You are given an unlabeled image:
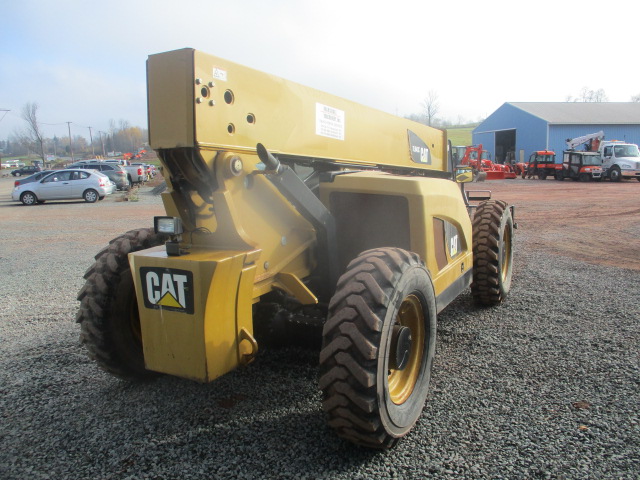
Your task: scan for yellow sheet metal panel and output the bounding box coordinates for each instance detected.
[318,172,472,297]
[147,48,447,172]
[129,246,254,382]
[147,48,195,149]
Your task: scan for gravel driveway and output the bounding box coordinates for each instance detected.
[0,175,638,479]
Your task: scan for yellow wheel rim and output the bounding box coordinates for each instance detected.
[388,294,425,405]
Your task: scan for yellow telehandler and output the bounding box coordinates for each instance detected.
[77,48,514,449]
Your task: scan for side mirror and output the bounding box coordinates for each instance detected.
[455,165,474,183]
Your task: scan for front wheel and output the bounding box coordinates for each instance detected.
[77,228,167,380]
[579,173,590,182]
[471,200,514,306]
[538,171,547,180]
[319,248,436,449]
[609,166,622,182]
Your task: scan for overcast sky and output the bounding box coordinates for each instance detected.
[1,0,639,141]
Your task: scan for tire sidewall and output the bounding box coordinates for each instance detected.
[377,265,436,437]
[108,267,147,372]
[497,208,514,295]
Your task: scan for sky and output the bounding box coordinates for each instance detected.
[1,0,639,142]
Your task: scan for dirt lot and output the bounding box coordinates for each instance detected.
[467,178,640,271]
[1,173,638,268]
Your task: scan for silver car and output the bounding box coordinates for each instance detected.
[11,169,114,205]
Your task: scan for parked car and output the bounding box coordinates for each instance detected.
[11,165,42,176]
[14,170,55,187]
[70,161,129,190]
[11,169,114,205]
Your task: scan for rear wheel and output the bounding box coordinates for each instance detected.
[84,189,98,203]
[471,200,514,306]
[20,191,37,206]
[538,170,547,180]
[77,228,166,380]
[319,248,436,449]
[555,171,564,181]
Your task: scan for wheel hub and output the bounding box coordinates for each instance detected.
[389,325,412,370]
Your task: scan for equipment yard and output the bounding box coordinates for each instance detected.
[1,176,638,479]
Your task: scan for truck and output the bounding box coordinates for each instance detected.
[598,141,640,182]
[76,48,515,449]
[105,160,147,186]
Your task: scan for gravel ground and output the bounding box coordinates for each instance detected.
[0,176,638,479]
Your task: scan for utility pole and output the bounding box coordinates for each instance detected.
[88,126,95,157]
[66,122,74,162]
[98,131,106,157]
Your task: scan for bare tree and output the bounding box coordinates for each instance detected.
[567,87,609,102]
[21,102,46,162]
[422,90,440,126]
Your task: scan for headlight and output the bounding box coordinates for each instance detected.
[154,216,183,235]
[620,163,631,169]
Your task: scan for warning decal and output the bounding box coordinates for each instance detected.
[316,103,345,140]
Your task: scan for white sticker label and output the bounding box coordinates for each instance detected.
[450,235,459,257]
[213,67,227,82]
[316,103,345,140]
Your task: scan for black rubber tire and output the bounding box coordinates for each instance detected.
[609,166,622,182]
[319,247,436,449]
[471,200,514,306]
[20,191,38,206]
[538,171,547,180]
[76,228,166,380]
[579,173,590,182]
[555,171,564,181]
[83,189,98,203]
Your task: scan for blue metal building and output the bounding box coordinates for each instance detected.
[472,102,640,164]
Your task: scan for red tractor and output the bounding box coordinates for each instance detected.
[461,145,517,180]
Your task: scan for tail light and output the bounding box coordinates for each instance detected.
[137,167,143,175]
[14,180,19,187]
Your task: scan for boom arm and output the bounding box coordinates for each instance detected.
[147,48,448,173]
[566,131,604,150]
